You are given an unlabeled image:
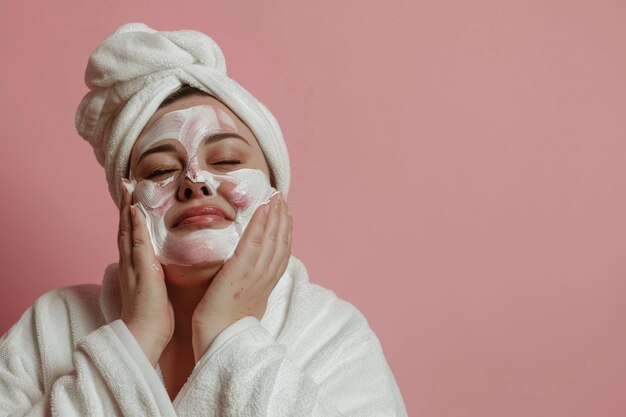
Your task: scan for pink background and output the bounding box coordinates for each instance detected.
[1,1,625,415]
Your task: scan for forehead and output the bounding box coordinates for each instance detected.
[131,95,252,159]
[136,105,238,154]
[142,95,235,132]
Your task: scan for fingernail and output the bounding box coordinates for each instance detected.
[122,179,135,194]
[263,203,270,216]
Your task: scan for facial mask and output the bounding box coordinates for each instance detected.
[126,104,277,266]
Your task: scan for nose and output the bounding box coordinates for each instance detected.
[178,176,213,201]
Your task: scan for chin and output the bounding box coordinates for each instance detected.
[190,258,226,268]
[168,223,232,234]
[162,261,225,287]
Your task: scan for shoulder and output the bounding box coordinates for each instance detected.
[2,283,107,349]
[31,283,104,319]
[289,256,370,319]
[283,256,379,347]
[30,263,121,329]
[280,258,397,392]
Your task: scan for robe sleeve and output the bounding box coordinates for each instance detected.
[173,302,408,417]
[0,294,177,417]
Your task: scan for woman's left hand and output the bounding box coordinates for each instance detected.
[191,193,292,362]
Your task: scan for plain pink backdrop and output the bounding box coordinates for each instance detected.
[1,1,625,416]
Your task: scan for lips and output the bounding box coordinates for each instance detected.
[173,205,232,228]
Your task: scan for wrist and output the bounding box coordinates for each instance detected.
[191,316,239,362]
[124,321,168,367]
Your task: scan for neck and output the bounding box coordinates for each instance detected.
[162,261,222,341]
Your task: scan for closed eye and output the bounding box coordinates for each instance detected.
[146,169,177,179]
[212,160,241,165]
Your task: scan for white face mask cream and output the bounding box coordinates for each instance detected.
[127,104,277,266]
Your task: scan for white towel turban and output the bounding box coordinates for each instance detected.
[75,22,290,207]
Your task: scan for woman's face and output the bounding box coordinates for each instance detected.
[128,94,275,266]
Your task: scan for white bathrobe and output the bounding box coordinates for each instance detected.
[0,256,407,416]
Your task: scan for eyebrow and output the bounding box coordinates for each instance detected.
[137,143,177,165]
[204,132,251,147]
[137,132,251,164]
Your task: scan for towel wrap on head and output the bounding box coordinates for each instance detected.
[75,22,290,207]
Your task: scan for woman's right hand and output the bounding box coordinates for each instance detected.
[118,179,174,367]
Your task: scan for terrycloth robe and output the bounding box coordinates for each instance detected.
[0,256,408,416]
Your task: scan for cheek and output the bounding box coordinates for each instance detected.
[219,180,252,210]
[229,189,252,210]
[226,169,275,213]
[133,178,178,215]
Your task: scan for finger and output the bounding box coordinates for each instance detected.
[118,180,134,276]
[230,197,271,263]
[255,193,283,272]
[267,198,292,283]
[130,205,161,277]
[275,254,291,289]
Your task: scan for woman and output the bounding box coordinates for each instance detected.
[0,23,407,416]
